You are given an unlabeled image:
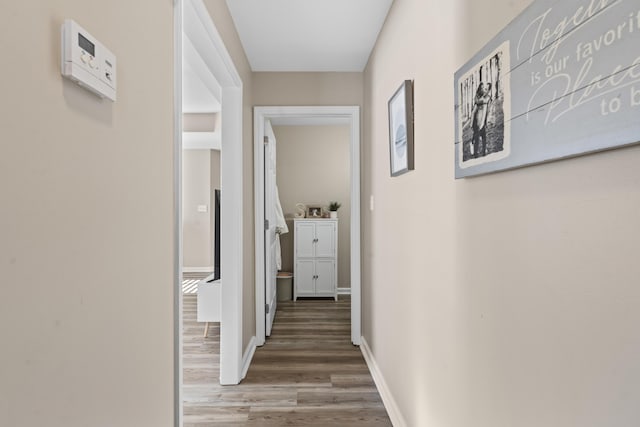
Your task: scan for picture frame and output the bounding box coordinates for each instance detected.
[306,206,322,218]
[453,0,640,178]
[456,42,510,173]
[388,80,414,177]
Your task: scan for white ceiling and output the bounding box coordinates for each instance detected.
[181,0,392,119]
[183,65,221,113]
[183,32,221,113]
[226,0,394,72]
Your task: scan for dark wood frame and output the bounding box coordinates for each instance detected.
[306,206,322,218]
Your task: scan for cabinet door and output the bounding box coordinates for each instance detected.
[295,222,315,258]
[295,259,315,296]
[314,259,336,294]
[315,222,336,258]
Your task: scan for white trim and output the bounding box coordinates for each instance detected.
[360,337,407,427]
[349,109,361,346]
[218,86,243,386]
[337,287,351,295]
[172,1,183,426]
[183,266,214,273]
[270,116,350,126]
[241,336,257,379]
[182,31,222,104]
[184,0,244,386]
[186,1,242,88]
[254,106,361,347]
[253,111,266,345]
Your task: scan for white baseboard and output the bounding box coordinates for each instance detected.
[360,337,407,427]
[183,267,214,273]
[241,336,257,380]
[337,287,351,295]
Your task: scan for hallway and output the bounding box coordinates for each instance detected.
[182,295,391,426]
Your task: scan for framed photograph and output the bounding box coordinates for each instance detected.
[456,42,510,172]
[306,206,322,218]
[388,80,414,177]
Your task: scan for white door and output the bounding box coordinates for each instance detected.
[295,222,316,258]
[315,222,336,258]
[315,259,336,295]
[264,120,278,336]
[295,259,315,298]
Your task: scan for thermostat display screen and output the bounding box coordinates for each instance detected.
[78,33,95,56]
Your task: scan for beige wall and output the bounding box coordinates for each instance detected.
[273,125,351,288]
[182,150,211,269]
[363,0,640,426]
[183,113,217,132]
[253,72,363,107]
[182,149,220,269]
[203,0,255,351]
[0,1,174,426]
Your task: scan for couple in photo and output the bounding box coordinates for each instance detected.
[471,81,492,159]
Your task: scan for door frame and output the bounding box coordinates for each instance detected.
[175,1,245,412]
[253,106,361,346]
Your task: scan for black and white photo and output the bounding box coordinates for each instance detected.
[457,42,511,169]
[388,80,414,177]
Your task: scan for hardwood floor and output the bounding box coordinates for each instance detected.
[182,295,392,426]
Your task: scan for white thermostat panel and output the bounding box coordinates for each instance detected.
[61,19,116,101]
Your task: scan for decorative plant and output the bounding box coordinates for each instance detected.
[329,201,341,212]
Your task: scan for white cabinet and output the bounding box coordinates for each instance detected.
[197,274,220,322]
[294,259,316,295]
[294,219,338,300]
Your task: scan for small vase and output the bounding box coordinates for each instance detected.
[329,211,337,219]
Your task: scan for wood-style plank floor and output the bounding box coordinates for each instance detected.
[182,295,392,426]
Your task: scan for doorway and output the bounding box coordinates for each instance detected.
[254,106,361,346]
[175,1,246,423]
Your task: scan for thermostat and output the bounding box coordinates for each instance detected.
[61,19,116,101]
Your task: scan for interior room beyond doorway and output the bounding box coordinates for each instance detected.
[254,106,361,347]
[272,124,352,295]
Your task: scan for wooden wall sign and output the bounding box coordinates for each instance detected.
[454,0,640,178]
